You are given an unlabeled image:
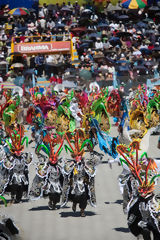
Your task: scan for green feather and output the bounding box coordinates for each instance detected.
[58,147,63,156]
[6,139,12,149]
[69,118,76,132]
[150,174,160,185]
[120,157,129,166]
[104,87,109,98]
[0,195,7,207]
[80,139,93,151]
[21,136,28,147]
[37,144,50,156]
[64,144,73,153]
[140,152,148,159]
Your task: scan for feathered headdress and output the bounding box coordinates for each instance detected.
[91,90,111,132]
[131,84,148,109]
[2,93,21,126]
[64,129,93,162]
[129,109,148,138]
[37,133,64,164]
[5,125,28,156]
[106,89,121,117]
[117,140,160,198]
[26,105,44,127]
[146,95,160,122]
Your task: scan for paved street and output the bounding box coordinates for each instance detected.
[1,126,159,240]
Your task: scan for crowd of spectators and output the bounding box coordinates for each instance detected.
[0,1,160,89]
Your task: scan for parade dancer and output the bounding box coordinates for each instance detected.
[117,141,160,239]
[61,129,100,217]
[29,133,64,210]
[0,124,32,203]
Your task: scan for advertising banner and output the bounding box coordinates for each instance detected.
[14,41,71,54]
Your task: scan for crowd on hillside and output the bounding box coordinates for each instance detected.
[0,2,160,89]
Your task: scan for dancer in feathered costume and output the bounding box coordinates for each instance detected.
[91,89,111,133]
[30,87,58,128]
[30,133,64,210]
[90,118,119,161]
[56,91,78,135]
[0,124,33,203]
[117,141,160,239]
[128,84,159,140]
[26,105,47,154]
[1,92,22,127]
[61,129,100,217]
[105,88,128,133]
[147,93,160,135]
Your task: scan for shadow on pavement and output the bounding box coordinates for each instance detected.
[104,199,123,205]
[29,206,49,211]
[59,211,97,218]
[114,199,123,204]
[29,204,70,211]
[114,227,130,233]
[100,160,108,164]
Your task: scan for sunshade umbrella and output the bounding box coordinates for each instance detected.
[88,33,100,39]
[144,61,157,67]
[81,39,93,43]
[71,27,87,33]
[143,18,153,22]
[82,9,92,13]
[11,63,24,68]
[145,30,155,34]
[16,27,28,33]
[23,69,35,76]
[118,15,129,20]
[109,37,121,46]
[61,7,72,12]
[97,23,109,28]
[122,0,147,9]
[9,8,30,16]
[56,23,65,28]
[106,4,122,11]
[0,61,8,65]
[79,69,92,81]
[148,6,160,11]
[136,21,147,28]
[70,23,78,27]
[62,81,77,88]
[140,48,152,55]
[63,75,76,81]
[79,43,89,49]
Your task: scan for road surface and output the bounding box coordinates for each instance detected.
[1,125,159,240]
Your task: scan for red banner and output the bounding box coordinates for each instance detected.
[14,41,71,54]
